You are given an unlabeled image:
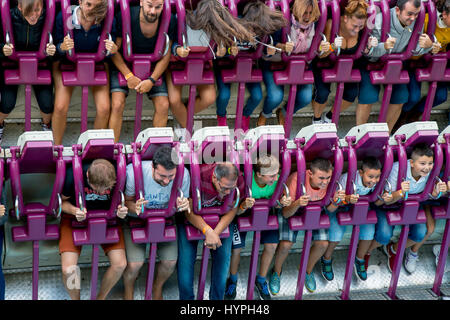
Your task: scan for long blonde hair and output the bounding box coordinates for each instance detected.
[292,0,321,23]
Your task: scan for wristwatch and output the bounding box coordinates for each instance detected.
[148,76,156,84]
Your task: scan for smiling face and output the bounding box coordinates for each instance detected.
[18,0,43,25]
[410,155,434,178]
[140,0,164,23]
[153,163,176,187]
[359,168,381,189]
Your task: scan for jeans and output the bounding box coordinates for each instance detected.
[313,67,359,104]
[0,226,4,300]
[261,65,313,118]
[358,67,409,105]
[214,68,263,117]
[177,223,232,300]
[373,207,427,245]
[403,79,449,113]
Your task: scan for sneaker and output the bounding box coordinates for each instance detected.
[320,257,334,281]
[312,116,323,124]
[40,121,52,131]
[354,258,368,281]
[268,269,281,295]
[433,244,441,267]
[322,112,332,123]
[364,253,371,271]
[0,122,4,144]
[305,272,316,293]
[255,279,271,300]
[384,243,396,273]
[224,277,237,300]
[404,249,419,274]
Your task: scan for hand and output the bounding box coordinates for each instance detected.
[135,79,153,94]
[230,45,239,56]
[418,33,433,49]
[127,75,141,90]
[298,194,310,207]
[279,195,292,207]
[2,43,14,56]
[333,190,346,204]
[216,45,226,57]
[241,197,255,210]
[334,35,344,48]
[431,41,442,54]
[284,41,294,54]
[0,205,5,217]
[447,181,450,192]
[384,36,396,51]
[382,192,393,203]
[135,197,149,216]
[204,226,222,250]
[60,35,74,52]
[104,39,118,55]
[176,196,190,212]
[367,36,378,50]
[176,46,190,58]
[433,181,447,197]
[349,193,360,204]
[46,43,56,56]
[319,40,330,54]
[116,204,128,219]
[267,46,276,56]
[401,180,410,194]
[75,207,87,222]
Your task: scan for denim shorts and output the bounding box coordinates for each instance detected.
[110,69,168,98]
[326,207,375,242]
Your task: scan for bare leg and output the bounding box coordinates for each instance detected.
[152,96,170,127]
[52,61,75,145]
[273,240,294,275]
[40,111,52,125]
[122,261,144,300]
[322,241,339,261]
[91,84,111,130]
[306,241,329,274]
[229,248,242,276]
[97,249,127,300]
[61,252,81,300]
[356,240,372,260]
[411,206,436,253]
[259,243,278,278]
[109,92,127,142]
[312,100,326,118]
[356,103,372,125]
[385,103,403,133]
[152,259,177,300]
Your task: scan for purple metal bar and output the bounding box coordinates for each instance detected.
[341,225,360,300]
[145,243,158,300]
[295,229,312,300]
[197,244,211,300]
[32,241,39,300]
[387,225,409,299]
[432,217,450,295]
[90,244,100,300]
[271,0,327,137]
[246,231,262,300]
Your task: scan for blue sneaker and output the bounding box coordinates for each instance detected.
[305,272,316,293]
[224,277,237,300]
[255,279,271,300]
[354,258,368,281]
[268,269,281,295]
[320,257,334,281]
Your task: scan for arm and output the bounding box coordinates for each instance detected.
[318,19,333,59]
[61,195,87,221]
[282,195,309,219]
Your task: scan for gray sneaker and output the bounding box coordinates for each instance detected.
[41,121,52,131]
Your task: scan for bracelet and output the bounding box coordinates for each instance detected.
[227,47,232,55]
[332,198,341,206]
[125,72,134,80]
[398,190,404,199]
[329,44,334,52]
[148,76,156,84]
[239,203,246,211]
[202,225,211,235]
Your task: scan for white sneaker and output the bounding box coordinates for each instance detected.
[321,112,332,123]
[40,121,52,131]
[404,249,419,274]
[433,244,441,267]
[312,116,323,125]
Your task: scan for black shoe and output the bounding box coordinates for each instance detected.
[224,277,237,300]
[255,279,271,300]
